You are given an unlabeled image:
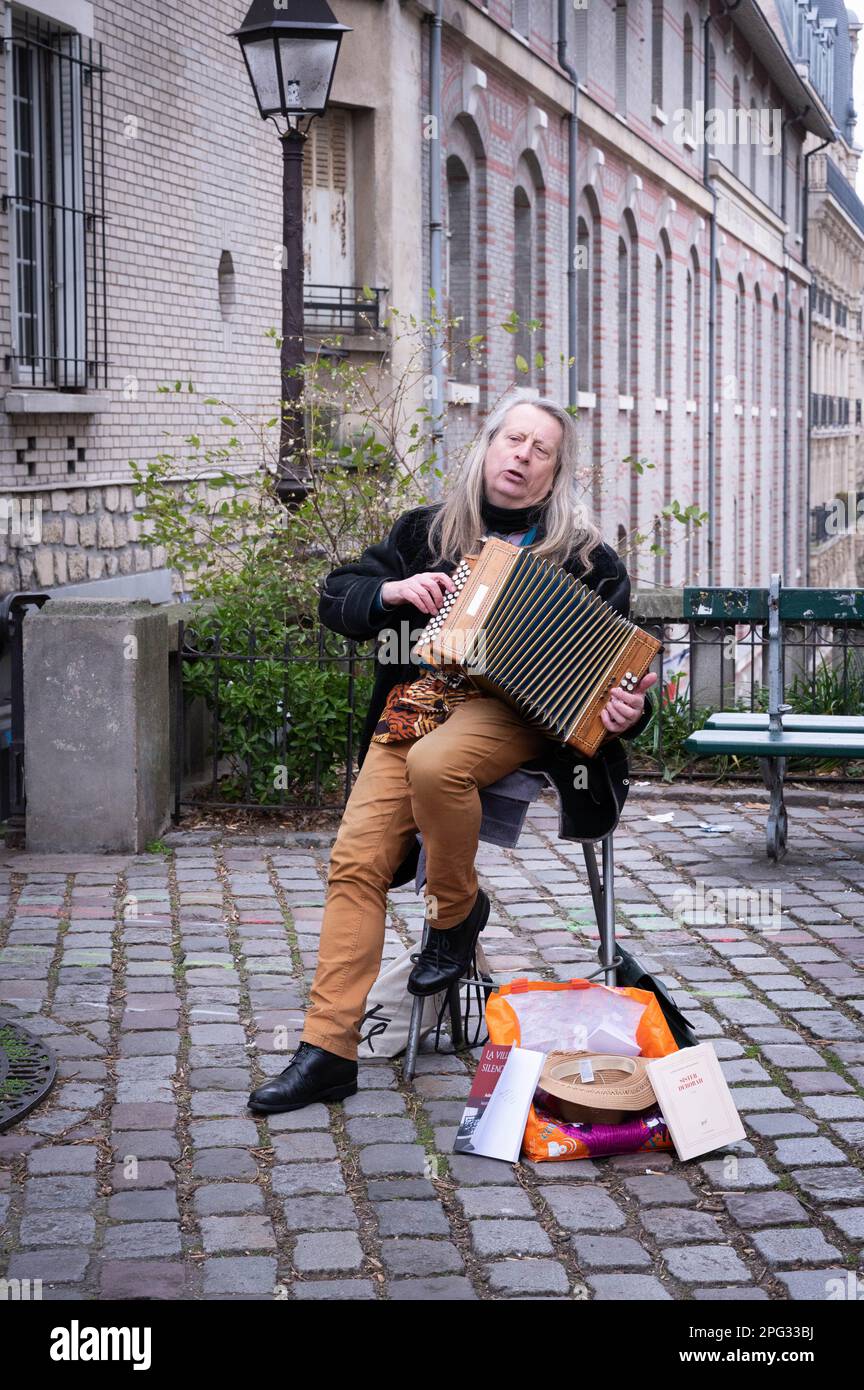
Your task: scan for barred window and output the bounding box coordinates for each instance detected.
[4,10,107,389]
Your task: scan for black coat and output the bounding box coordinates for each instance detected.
[318,504,656,886]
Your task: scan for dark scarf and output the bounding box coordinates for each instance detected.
[480,494,551,537]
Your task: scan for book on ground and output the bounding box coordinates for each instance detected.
[454,1043,546,1162]
[646,1042,746,1161]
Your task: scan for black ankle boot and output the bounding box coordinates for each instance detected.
[247,1042,357,1114]
[407,889,490,997]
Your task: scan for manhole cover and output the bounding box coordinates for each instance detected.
[0,1017,57,1132]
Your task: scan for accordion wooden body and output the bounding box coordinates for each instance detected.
[410,538,662,757]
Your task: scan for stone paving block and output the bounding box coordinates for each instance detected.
[723,1191,809,1227]
[540,1187,626,1231]
[522,1159,599,1182]
[345,1117,418,1147]
[699,1157,778,1189]
[99,1260,189,1300]
[202,1256,278,1295]
[806,1095,864,1120]
[102,1222,182,1258]
[792,1167,864,1201]
[189,1118,259,1149]
[18,1211,96,1245]
[745,1112,819,1137]
[727,1086,794,1112]
[272,1161,346,1197]
[456,1185,534,1219]
[774,1137,848,1166]
[193,1184,266,1217]
[24,1176,97,1210]
[388,1276,477,1300]
[662,1244,752,1284]
[749,1227,841,1264]
[341,1090,407,1117]
[622,1176,698,1206]
[375,1200,451,1237]
[264,1104,330,1131]
[192,1149,259,1180]
[788,1071,853,1094]
[588,1274,672,1300]
[380,1237,464,1275]
[27,1146,97,1175]
[6,1248,90,1284]
[470,1218,554,1257]
[112,1159,176,1189]
[294,1279,377,1300]
[760,1045,828,1068]
[365,1178,436,1201]
[571,1236,651,1269]
[282,1195,359,1231]
[692,1286,770,1300]
[270,1131,339,1162]
[825,1207,864,1239]
[638,1207,725,1243]
[107,1191,179,1222]
[776,1269,857,1301]
[357,1144,428,1178]
[200,1215,277,1252]
[487,1260,570,1295]
[293,1231,364,1272]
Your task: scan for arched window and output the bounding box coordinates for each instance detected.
[655,248,666,397]
[735,273,746,400]
[618,235,630,394]
[652,0,664,110]
[683,15,694,136]
[513,185,533,378]
[577,216,591,393]
[752,283,762,400]
[686,247,700,401]
[615,1,628,114]
[732,79,741,179]
[446,156,472,382]
[749,99,758,191]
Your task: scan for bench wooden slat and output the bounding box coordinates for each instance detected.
[705,713,864,733]
[684,730,864,757]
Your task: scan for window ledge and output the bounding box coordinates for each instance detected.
[751,405,760,418]
[3,390,111,415]
[618,393,634,411]
[576,391,597,409]
[734,403,744,416]
[654,396,668,412]
[685,398,697,414]
[770,407,778,418]
[682,131,697,151]
[652,105,668,126]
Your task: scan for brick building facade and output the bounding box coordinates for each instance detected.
[0,0,858,601]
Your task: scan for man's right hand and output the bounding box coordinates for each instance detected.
[380,571,456,615]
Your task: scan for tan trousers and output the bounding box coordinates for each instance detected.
[301,696,547,1061]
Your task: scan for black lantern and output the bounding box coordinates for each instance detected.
[233,0,349,119]
[233,0,351,504]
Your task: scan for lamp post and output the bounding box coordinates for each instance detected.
[233,0,350,504]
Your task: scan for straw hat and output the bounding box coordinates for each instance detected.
[539,1052,657,1126]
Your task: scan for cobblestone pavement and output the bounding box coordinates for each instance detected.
[1,787,863,1302]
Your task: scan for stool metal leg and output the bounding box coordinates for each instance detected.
[403,994,425,1082]
[583,835,617,987]
[447,981,464,1050]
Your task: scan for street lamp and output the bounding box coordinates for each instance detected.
[233,0,350,503]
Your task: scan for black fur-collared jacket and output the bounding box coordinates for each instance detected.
[318,504,656,885]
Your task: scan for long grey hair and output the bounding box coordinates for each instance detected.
[426,390,603,573]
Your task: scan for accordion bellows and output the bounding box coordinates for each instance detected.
[411,538,662,757]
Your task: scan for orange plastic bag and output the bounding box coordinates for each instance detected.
[486,978,679,1161]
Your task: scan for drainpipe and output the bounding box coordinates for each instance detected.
[803,136,832,584]
[557,0,579,409]
[703,1,741,585]
[780,108,809,584]
[428,0,445,470]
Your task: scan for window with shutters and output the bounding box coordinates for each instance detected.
[652,0,664,110]
[615,1,628,114]
[5,9,107,388]
[302,107,353,290]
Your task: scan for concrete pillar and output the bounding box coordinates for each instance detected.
[23,598,171,852]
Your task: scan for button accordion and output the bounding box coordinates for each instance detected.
[410,537,662,757]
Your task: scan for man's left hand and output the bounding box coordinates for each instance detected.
[600,671,658,736]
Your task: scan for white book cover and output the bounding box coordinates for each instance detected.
[647,1042,746,1161]
[464,1046,546,1163]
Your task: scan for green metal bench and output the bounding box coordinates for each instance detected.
[682,576,864,860]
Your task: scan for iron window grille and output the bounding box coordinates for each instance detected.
[2,10,107,389]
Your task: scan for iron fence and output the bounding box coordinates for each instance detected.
[172,608,864,815]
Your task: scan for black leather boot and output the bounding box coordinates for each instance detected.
[247,1042,358,1114]
[407,888,490,997]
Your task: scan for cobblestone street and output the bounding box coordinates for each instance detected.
[1,785,863,1302]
